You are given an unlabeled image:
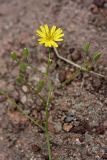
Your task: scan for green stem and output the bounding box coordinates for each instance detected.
[45,48,52,160]
[0,90,44,131]
[45,85,52,160]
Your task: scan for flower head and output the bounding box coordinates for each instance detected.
[36,24,64,48]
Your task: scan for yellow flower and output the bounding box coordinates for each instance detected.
[36,24,64,48]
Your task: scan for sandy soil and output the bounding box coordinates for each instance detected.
[0,0,107,160]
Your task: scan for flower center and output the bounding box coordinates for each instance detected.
[45,33,54,41]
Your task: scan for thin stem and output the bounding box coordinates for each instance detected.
[53,47,105,78]
[44,49,52,160]
[45,84,52,160]
[26,82,46,104]
[8,97,44,130]
[0,90,44,131]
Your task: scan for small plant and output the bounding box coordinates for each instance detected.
[0,24,105,160]
[10,24,64,160]
[36,24,64,160]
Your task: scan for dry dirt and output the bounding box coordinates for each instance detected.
[0,0,107,160]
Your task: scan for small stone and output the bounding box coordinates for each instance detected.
[54,122,62,133]
[63,123,73,132]
[22,85,28,93]
[21,95,27,104]
[64,113,76,123]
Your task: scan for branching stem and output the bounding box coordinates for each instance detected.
[53,47,105,78]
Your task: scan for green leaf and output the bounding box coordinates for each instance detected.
[83,42,91,54]
[36,80,45,93]
[11,52,17,61]
[19,63,27,72]
[23,48,29,58]
[93,52,101,61]
[16,75,23,85]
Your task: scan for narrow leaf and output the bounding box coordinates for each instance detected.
[23,48,29,57]
[11,52,17,61]
[36,80,45,93]
[93,52,101,61]
[19,63,27,72]
[16,75,23,85]
[83,42,91,54]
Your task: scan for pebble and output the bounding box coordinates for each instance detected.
[63,123,73,132]
[64,113,76,123]
[21,95,27,104]
[22,85,28,93]
[54,121,62,133]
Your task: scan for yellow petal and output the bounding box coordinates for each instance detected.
[54,38,63,42]
[36,30,44,37]
[47,42,52,47]
[44,24,49,35]
[51,41,58,47]
[45,42,49,47]
[39,41,44,44]
[54,28,62,36]
[38,38,45,44]
[40,26,46,34]
[50,26,56,35]
[54,33,64,39]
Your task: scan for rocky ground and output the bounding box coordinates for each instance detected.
[0,0,107,160]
